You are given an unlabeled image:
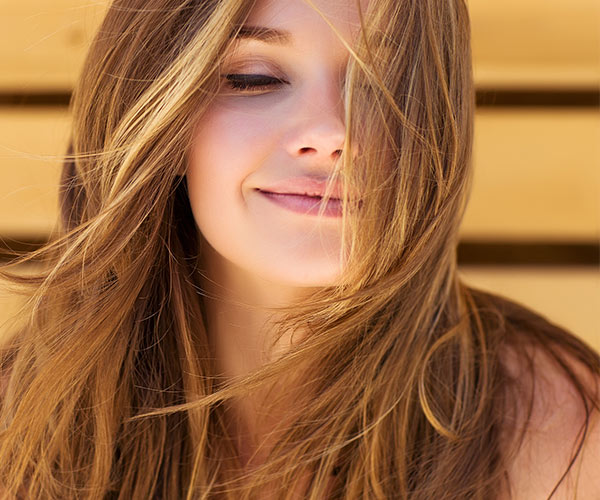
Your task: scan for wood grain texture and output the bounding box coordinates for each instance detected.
[460,265,600,352]
[0,108,69,237]
[0,0,598,91]
[461,108,600,241]
[0,1,108,91]
[2,264,598,353]
[1,108,597,240]
[469,0,600,90]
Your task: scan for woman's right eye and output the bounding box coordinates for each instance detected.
[223,74,287,93]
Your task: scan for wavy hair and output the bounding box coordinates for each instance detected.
[1,0,599,498]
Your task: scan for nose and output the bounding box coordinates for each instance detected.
[285,77,360,168]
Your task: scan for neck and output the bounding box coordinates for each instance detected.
[197,238,316,467]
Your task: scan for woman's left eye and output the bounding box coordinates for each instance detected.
[223,74,287,93]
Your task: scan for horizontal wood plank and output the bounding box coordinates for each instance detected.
[0,0,598,91]
[0,108,69,237]
[2,264,598,354]
[461,108,599,241]
[459,265,600,352]
[0,1,108,92]
[0,108,598,241]
[469,0,600,89]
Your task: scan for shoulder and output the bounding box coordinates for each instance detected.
[497,332,600,499]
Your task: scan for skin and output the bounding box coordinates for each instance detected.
[186,0,367,470]
[185,0,600,496]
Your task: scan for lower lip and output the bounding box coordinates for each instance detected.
[258,190,343,217]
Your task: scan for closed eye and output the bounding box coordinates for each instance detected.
[223,74,288,93]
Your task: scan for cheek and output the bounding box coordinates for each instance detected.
[185,104,277,252]
[187,107,264,208]
[183,102,345,286]
[189,111,248,187]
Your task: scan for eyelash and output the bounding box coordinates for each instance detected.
[222,73,368,94]
[224,74,287,93]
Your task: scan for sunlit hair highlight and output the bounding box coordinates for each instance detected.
[1,0,599,498]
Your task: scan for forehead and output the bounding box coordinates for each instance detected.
[244,0,370,46]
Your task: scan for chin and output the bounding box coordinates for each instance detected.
[260,261,343,289]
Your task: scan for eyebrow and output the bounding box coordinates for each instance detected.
[232,25,293,45]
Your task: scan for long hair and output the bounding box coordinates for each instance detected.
[1,0,598,498]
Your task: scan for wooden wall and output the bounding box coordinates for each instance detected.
[1,1,598,350]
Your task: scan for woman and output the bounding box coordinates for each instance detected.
[1,0,598,498]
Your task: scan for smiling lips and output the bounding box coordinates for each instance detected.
[257,177,345,217]
[258,177,344,199]
[259,191,343,217]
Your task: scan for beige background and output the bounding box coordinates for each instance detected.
[0,0,599,351]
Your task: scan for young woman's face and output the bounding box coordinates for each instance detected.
[187,0,367,288]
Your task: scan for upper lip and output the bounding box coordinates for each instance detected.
[257,177,344,199]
